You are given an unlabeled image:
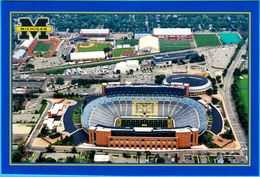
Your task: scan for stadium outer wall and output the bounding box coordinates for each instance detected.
[88,126,199,149]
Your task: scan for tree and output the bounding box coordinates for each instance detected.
[53,92,64,98]
[12,150,23,162]
[216,75,221,80]
[157,157,165,163]
[206,89,213,96]
[136,151,141,163]
[71,146,77,153]
[56,77,64,85]
[212,97,220,105]
[46,145,55,153]
[103,47,111,53]
[155,74,166,85]
[144,151,151,159]
[45,157,57,162]
[66,156,76,163]
[12,144,25,162]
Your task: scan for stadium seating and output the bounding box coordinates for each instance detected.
[81,95,208,133]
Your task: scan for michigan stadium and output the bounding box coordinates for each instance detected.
[81,83,209,150]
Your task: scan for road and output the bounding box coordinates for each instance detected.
[17,46,216,75]
[219,40,248,160]
[25,99,53,150]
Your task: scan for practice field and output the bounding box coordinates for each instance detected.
[218,32,242,44]
[112,48,134,57]
[159,40,192,52]
[32,42,54,54]
[194,34,222,47]
[238,74,249,115]
[77,42,110,52]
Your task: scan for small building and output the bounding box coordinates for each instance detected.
[134,32,151,40]
[48,103,64,117]
[114,60,140,74]
[70,51,106,61]
[152,51,199,66]
[94,154,110,163]
[111,32,133,40]
[12,88,29,95]
[80,29,110,38]
[153,28,192,40]
[138,35,160,55]
[13,49,27,61]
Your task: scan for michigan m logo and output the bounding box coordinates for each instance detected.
[15,17,53,40]
[132,100,158,116]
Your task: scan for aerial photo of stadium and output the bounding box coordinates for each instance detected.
[11,13,249,164]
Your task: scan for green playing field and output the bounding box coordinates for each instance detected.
[33,42,54,54]
[238,74,249,115]
[112,48,134,57]
[159,40,192,52]
[77,42,110,52]
[194,34,222,47]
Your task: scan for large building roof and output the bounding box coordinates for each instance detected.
[70,51,105,60]
[114,60,140,74]
[139,35,159,51]
[80,29,110,34]
[153,28,192,36]
[20,38,34,48]
[164,74,212,91]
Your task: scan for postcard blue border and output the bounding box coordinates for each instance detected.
[1,1,259,176]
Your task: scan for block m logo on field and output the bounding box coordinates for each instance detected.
[15,17,53,40]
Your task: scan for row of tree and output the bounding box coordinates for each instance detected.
[231,68,248,135]
[222,40,246,77]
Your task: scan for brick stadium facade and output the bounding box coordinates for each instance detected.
[89,126,198,149]
[153,34,193,41]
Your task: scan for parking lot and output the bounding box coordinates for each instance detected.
[198,46,236,69]
[29,57,66,70]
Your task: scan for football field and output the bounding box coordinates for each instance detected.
[194,34,222,47]
[160,40,192,52]
[112,48,134,57]
[32,42,54,54]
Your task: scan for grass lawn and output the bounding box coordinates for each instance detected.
[159,40,192,52]
[72,107,81,122]
[38,102,47,116]
[116,39,138,46]
[112,48,134,57]
[77,42,110,52]
[33,42,54,54]
[194,34,222,47]
[238,74,249,115]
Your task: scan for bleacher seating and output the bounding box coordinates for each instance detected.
[81,95,208,133]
